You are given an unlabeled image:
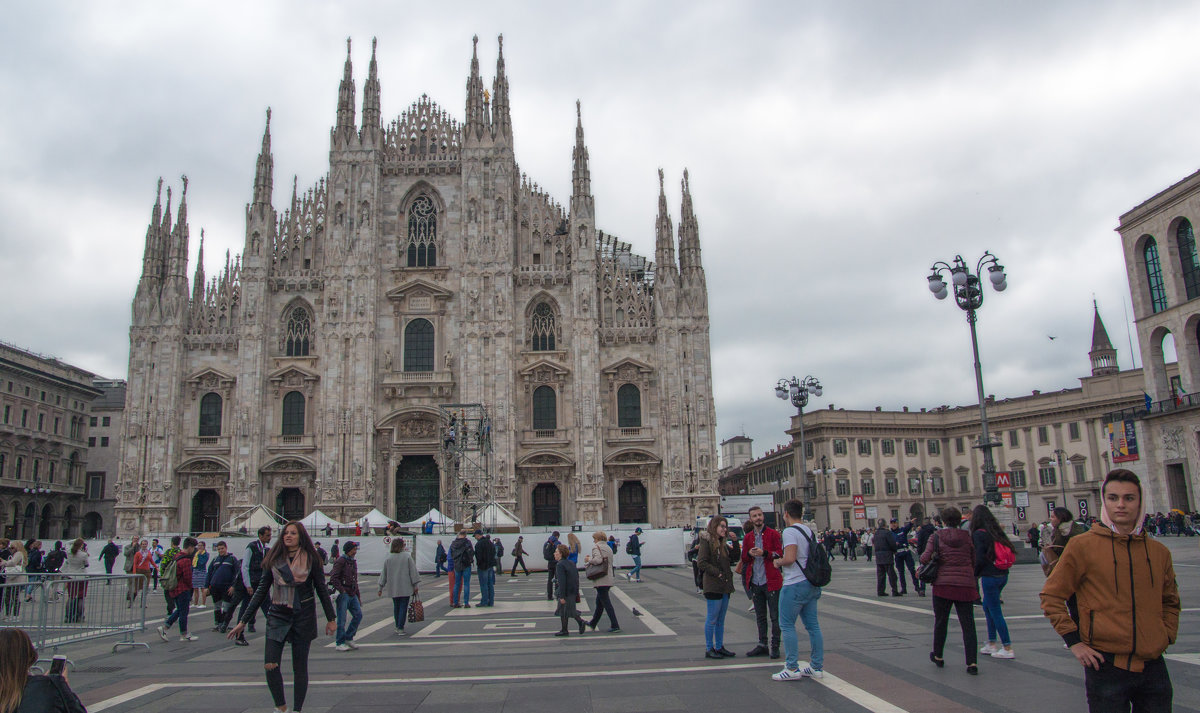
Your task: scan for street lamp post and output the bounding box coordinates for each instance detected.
[1054,448,1069,509]
[927,253,1008,506]
[919,469,929,523]
[776,375,822,523]
[816,454,834,528]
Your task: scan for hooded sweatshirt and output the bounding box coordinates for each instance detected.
[1039,480,1179,672]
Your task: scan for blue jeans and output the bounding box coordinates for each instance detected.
[477,567,495,606]
[435,560,448,576]
[453,567,471,605]
[631,555,642,580]
[704,594,730,650]
[335,593,362,645]
[164,590,192,634]
[779,580,824,671]
[980,574,1010,645]
[391,596,410,630]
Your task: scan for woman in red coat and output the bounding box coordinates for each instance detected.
[920,507,979,674]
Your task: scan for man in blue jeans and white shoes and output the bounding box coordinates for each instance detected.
[329,540,363,652]
[772,499,824,681]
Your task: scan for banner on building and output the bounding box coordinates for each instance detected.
[1107,419,1139,463]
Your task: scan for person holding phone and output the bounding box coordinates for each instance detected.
[0,629,86,712]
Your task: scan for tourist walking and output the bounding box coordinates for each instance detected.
[585,531,619,633]
[23,541,44,601]
[473,531,496,607]
[63,539,89,623]
[129,540,154,608]
[772,500,825,681]
[0,628,87,713]
[566,533,581,564]
[872,520,899,596]
[239,526,273,641]
[191,541,210,608]
[377,538,420,635]
[737,505,782,659]
[1,541,27,620]
[329,541,363,651]
[206,541,240,633]
[99,539,120,579]
[696,516,739,659]
[449,530,474,607]
[122,536,141,601]
[552,544,586,636]
[228,521,337,713]
[921,508,979,674]
[543,532,561,598]
[157,537,199,642]
[972,505,1016,659]
[509,536,529,577]
[434,540,448,577]
[493,538,505,578]
[624,528,644,582]
[160,537,182,613]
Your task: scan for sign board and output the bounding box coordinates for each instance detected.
[720,495,774,513]
[1014,491,1030,507]
[1108,419,1140,463]
[995,471,1012,488]
[853,507,866,519]
[852,495,865,507]
[1078,499,1089,519]
[865,506,878,520]
[1047,500,1056,518]
[1000,492,1013,507]
[1015,506,1027,520]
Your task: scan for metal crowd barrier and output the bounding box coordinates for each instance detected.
[0,573,151,654]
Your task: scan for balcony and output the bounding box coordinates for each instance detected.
[605,426,655,444]
[520,429,570,446]
[184,435,232,453]
[380,371,454,400]
[268,434,316,452]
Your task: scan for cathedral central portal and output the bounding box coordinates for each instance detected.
[396,455,439,523]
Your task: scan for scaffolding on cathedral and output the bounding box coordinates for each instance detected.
[438,403,499,529]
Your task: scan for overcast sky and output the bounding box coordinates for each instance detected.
[1,2,1195,464]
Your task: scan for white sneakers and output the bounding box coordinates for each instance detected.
[157,625,168,642]
[979,642,999,655]
[772,662,824,681]
[991,648,1015,659]
[336,643,352,652]
[980,642,1015,658]
[336,640,360,651]
[180,634,198,642]
[345,640,359,650]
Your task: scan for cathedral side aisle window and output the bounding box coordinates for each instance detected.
[406,195,438,267]
[284,305,312,356]
[531,303,555,351]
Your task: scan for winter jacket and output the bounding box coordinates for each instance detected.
[920,528,976,591]
[241,555,336,644]
[64,550,88,574]
[696,531,738,596]
[1041,524,1179,672]
[377,552,420,598]
[206,553,240,593]
[434,543,447,563]
[449,537,474,570]
[16,675,86,713]
[122,542,139,573]
[100,542,120,563]
[737,526,783,591]
[328,554,360,597]
[586,544,615,587]
[554,558,580,599]
[915,523,937,555]
[872,527,897,565]
[474,537,496,569]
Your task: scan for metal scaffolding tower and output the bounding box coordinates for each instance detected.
[437,403,496,529]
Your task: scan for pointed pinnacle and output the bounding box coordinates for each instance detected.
[658,168,664,191]
[181,174,189,196]
[371,36,377,56]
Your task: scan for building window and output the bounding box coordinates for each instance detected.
[955,437,964,454]
[403,318,435,372]
[530,303,556,351]
[284,305,313,357]
[959,475,970,493]
[405,195,438,267]
[100,437,109,447]
[931,476,944,493]
[282,391,305,436]
[1068,422,1080,441]
[908,476,922,495]
[885,477,898,495]
[617,384,641,428]
[861,478,875,495]
[53,417,59,434]
[857,439,871,456]
[881,439,894,456]
[0,454,4,476]
[1178,219,1200,300]
[88,437,96,447]
[37,414,44,431]
[904,439,918,456]
[928,440,940,455]
[87,473,105,500]
[1037,426,1049,445]
[804,442,813,459]
[2,405,8,424]
[14,457,22,479]
[833,439,847,456]
[1144,237,1168,313]
[199,393,223,437]
[1039,466,1057,487]
[89,416,98,427]
[21,410,28,428]
[1009,430,1019,447]
[1074,463,1087,483]
[102,416,111,427]
[1010,469,1027,488]
[835,479,850,496]
[532,386,557,431]
[890,508,900,521]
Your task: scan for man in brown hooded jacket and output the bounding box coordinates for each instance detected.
[1040,469,1179,712]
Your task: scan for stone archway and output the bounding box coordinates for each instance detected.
[604,450,662,525]
[532,483,562,526]
[38,503,54,539]
[260,458,316,522]
[82,512,103,539]
[618,481,648,523]
[516,452,575,526]
[191,489,222,533]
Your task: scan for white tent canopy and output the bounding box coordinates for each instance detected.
[399,508,446,529]
[299,510,345,531]
[356,508,393,528]
[476,502,520,528]
[222,504,283,534]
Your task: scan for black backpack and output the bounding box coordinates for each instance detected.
[44,550,66,572]
[789,525,832,587]
[543,539,557,562]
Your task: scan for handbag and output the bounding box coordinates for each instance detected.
[585,559,607,581]
[915,533,941,584]
[408,593,424,623]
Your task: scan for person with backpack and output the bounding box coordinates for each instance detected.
[42,541,67,601]
[157,537,199,642]
[160,536,182,614]
[238,526,273,642]
[624,528,644,582]
[449,530,474,608]
[542,532,561,599]
[696,516,739,658]
[921,507,980,675]
[434,540,448,577]
[971,504,1016,660]
[493,538,505,579]
[771,499,826,681]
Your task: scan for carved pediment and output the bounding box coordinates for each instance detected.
[267,366,320,397]
[386,279,454,303]
[601,358,653,378]
[604,449,661,465]
[261,457,316,473]
[518,451,574,467]
[518,359,570,382]
[177,458,230,474]
[186,367,237,400]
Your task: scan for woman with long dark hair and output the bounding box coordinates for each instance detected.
[697,515,740,659]
[0,628,86,713]
[228,521,335,713]
[921,508,979,674]
[970,505,1015,660]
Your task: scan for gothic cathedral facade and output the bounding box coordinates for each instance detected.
[114,37,719,535]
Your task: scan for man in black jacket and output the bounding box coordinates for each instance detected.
[872,520,900,597]
[205,541,240,633]
[449,531,474,608]
[474,531,496,607]
[99,540,121,581]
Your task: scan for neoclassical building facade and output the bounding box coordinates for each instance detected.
[114,37,719,535]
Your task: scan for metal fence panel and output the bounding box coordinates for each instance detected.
[0,573,150,654]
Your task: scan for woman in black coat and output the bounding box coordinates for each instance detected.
[553,544,586,636]
[229,522,336,713]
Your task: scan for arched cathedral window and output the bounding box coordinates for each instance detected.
[1177,219,1200,300]
[532,386,557,431]
[617,384,642,428]
[406,195,438,267]
[284,305,312,356]
[282,391,305,436]
[199,393,222,437]
[531,303,556,351]
[403,319,435,372]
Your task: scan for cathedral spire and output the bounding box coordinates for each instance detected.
[141,178,165,282]
[167,175,191,281]
[572,100,593,198]
[192,228,206,307]
[361,37,381,137]
[464,35,488,143]
[335,38,357,138]
[1089,299,1119,376]
[253,108,273,207]
[491,34,512,143]
[654,168,677,280]
[677,169,705,284]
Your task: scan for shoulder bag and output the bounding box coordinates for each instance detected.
[408,592,424,623]
[916,532,941,584]
[584,548,607,581]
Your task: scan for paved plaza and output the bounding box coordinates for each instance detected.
[39,537,1200,713]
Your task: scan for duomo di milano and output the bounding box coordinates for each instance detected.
[114,36,719,536]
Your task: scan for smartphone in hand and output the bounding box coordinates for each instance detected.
[49,655,67,676]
